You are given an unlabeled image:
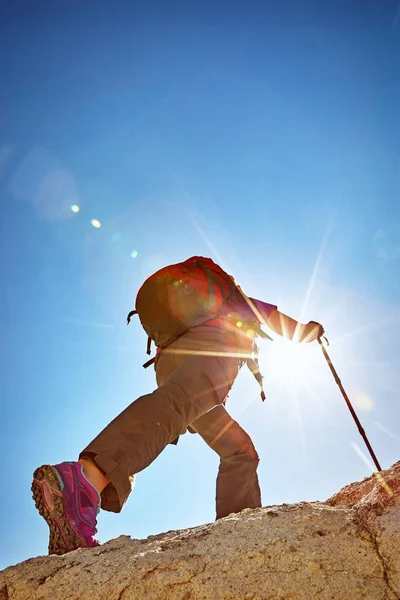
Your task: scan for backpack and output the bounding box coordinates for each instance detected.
[127,256,271,400]
[127,256,237,348]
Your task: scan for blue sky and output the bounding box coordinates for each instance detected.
[1,0,400,569]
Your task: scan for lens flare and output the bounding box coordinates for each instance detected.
[91,219,101,228]
[130,250,138,258]
[70,204,80,213]
[353,392,374,412]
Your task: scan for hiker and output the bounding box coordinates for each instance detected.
[32,256,324,555]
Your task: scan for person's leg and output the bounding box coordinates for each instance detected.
[79,350,240,513]
[80,324,250,495]
[78,457,110,492]
[32,352,239,555]
[32,326,245,555]
[191,405,262,519]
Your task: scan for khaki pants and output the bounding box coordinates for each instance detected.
[80,325,262,518]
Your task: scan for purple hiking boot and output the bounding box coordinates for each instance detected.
[32,461,101,555]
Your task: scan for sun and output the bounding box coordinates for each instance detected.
[261,336,322,384]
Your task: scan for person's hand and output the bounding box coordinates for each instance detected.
[302,321,325,343]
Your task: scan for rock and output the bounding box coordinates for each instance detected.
[1,462,399,600]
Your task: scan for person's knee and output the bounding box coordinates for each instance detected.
[227,441,260,465]
[242,445,260,465]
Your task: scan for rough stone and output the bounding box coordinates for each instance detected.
[1,462,399,600]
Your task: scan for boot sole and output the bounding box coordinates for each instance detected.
[32,465,84,555]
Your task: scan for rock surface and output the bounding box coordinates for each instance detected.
[1,462,399,600]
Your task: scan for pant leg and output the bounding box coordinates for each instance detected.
[80,350,240,513]
[191,406,262,519]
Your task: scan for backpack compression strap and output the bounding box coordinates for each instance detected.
[127,309,154,367]
[127,310,137,325]
[246,343,266,401]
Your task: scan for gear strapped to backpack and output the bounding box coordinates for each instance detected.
[127,256,272,400]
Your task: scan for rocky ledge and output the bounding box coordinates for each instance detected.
[1,461,399,600]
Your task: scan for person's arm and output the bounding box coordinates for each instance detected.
[266,308,324,343]
[235,290,324,342]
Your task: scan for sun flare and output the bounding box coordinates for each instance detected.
[262,337,322,384]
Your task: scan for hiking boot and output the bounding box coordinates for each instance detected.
[32,461,101,555]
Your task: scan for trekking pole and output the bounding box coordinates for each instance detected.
[316,336,382,472]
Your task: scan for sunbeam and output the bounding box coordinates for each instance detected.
[291,379,308,464]
[351,443,393,496]
[374,421,400,442]
[330,316,395,346]
[351,441,376,472]
[297,377,335,421]
[61,318,115,330]
[183,205,232,273]
[299,212,336,324]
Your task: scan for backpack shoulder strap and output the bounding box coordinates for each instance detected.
[247,343,266,401]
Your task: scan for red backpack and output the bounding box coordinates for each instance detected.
[127,256,237,347]
[127,256,270,399]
